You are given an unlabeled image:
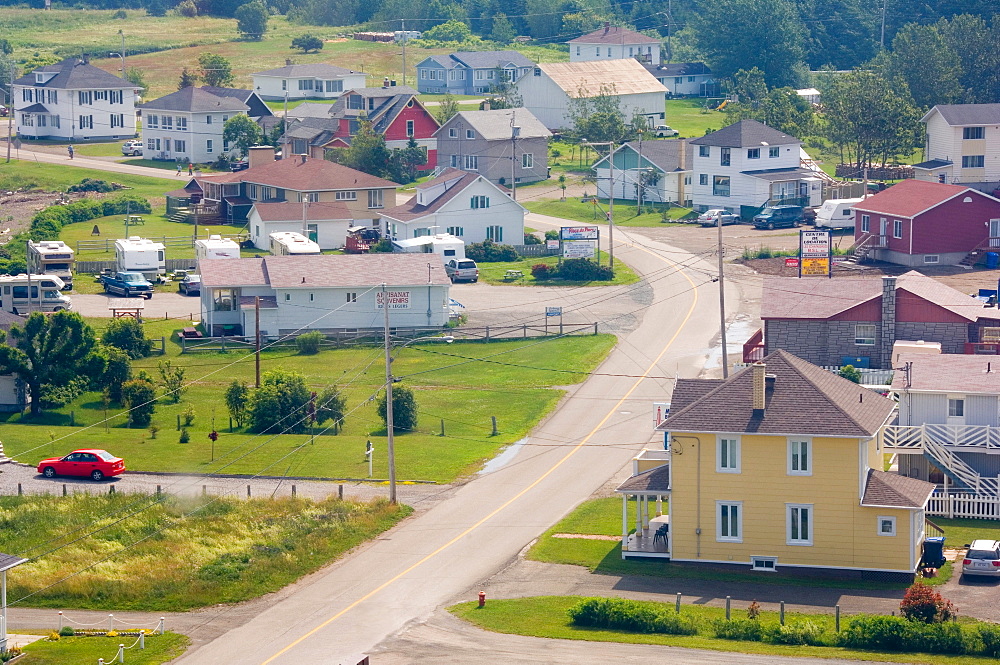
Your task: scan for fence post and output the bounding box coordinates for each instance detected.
[17,483,21,496]
[491,416,498,436]
[118,644,124,663]
[440,418,445,437]
[58,611,63,632]
[779,601,785,625]
[109,486,115,495]
[109,614,114,632]
[140,632,145,649]
[726,596,731,620]
[675,593,681,613]
[523,324,527,338]
[485,326,490,342]
[292,485,296,497]
[156,485,161,495]
[247,484,251,497]
[338,484,343,500]
[594,322,599,335]
[63,484,67,496]
[835,605,840,632]
[158,618,165,635]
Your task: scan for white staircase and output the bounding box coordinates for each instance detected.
[923,435,1000,495]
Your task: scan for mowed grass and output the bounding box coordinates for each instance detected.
[664,98,727,138]
[525,498,973,590]
[20,633,189,664]
[524,198,694,227]
[476,251,639,286]
[0,161,173,199]
[61,214,246,261]
[0,492,410,610]
[1,324,616,483]
[450,596,1000,665]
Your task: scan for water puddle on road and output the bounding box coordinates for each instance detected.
[479,437,528,475]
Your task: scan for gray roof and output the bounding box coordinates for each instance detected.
[438,108,550,141]
[420,51,534,70]
[0,553,28,572]
[286,102,334,120]
[690,119,800,148]
[862,470,935,509]
[741,167,815,181]
[658,350,896,438]
[13,58,133,90]
[0,310,26,332]
[340,85,419,97]
[645,62,712,77]
[594,139,695,173]
[615,465,671,493]
[253,63,359,78]
[911,159,953,170]
[926,103,1000,126]
[141,86,248,113]
[381,169,481,222]
[891,353,1000,394]
[201,254,451,289]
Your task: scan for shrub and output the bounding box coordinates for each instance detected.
[102,318,153,359]
[713,618,767,642]
[568,598,698,635]
[177,0,198,16]
[767,620,826,646]
[523,232,542,245]
[113,8,128,18]
[122,376,157,428]
[68,178,114,193]
[97,345,132,403]
[58,626,74,637]
[370,239,393,253]
[900,582,956,623]
[530,263,550,279]
[295,330,323,355]
[182,405,195,427]
[39,377,87,409]
[149,425,159,439]
[544,230,559,241]
[557,258,613,281]
[838,364,862,384]
[248,369,312,434]
[179,428,190,443]
[102,194,152,216]
[911,621,967,655]
[979,624,1000,657]
[377,384,417,433]
[466,239,519,262]
[158,360,186,403]
[839,615,917,652]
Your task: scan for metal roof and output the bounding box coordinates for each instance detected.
[438,108,551,141]
[13,58,133,89]
[141,86,249,113]
[534,59,666,97]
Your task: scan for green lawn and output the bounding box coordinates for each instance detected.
[0,161,173,199]
[61,214,246,261]
[2,328,616,482]
[17,140,128,158]
[525,498,980,590]
[2,492,410,610]
[524,198,694,227]
[450,596,1000,665]
[477,251,639,287]
[20,633,189,665]
[664,98,728,138]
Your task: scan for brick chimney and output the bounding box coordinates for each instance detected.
[752,362,766,413]
[879,275,896,369]
[604,21,610,34]
[247,145,276,169]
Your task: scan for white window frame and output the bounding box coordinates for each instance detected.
[466,129,475,139]
[788,438,811,476]
[406,119,414,137]
[861,214,870,233]
[346,292,357,303]
[521,153,533,169]
[924,255,940,264]
[769,147,779,158]
[335,191,358,201]
[450,154,459,168]
[893,219,903,239]
[447,226,464,236]
[962,155,985,168]
[963,126,984,140]
[855,323,876,346]
[699,146,710,157]
[486,225,502,241]
[747,148,760,159]
[948,397,964,418]
[464,155,478,171]
[751,556,777,571]
[716,435,740,473]
[877,516,896,537]
[471,195,489,209]
[716,501,742,543]
[206,139,214,153]
[368,189,384,209]
[448,127,457,138]
[786,503,813,546]
[699,173,708,186]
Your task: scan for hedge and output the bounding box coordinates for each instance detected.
[30,194,152,240]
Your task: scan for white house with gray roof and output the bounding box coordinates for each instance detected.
[251,63,367,100]
[592,139,693,205]
[913,104,1000,185]
[689,119,823,214]
[567,24,661,65]
[415,51,535,95]
[13,57,139,141]
[141,86,271,163]
[380,168,526,243]
[434,108,551,186]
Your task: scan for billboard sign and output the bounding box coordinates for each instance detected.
[801,230,831,258]
[561,226,599,240]
[784,257,800,267]
[563,240,597,259]
[801,257,830,276]
[376,290,411,309]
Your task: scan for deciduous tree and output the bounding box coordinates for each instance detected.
[225,379,250,427]
[223,114,264,157]
[198,53,235,87]
[247,369,312,433]
[291,34,324,53]
[424,19,472,42]
[235,1,268,41]
[0,312,101,415]
[178,67,198,89]
[101,317,152,359]
[378,384,417,433]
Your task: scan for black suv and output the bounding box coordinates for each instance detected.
[752,205,804,229]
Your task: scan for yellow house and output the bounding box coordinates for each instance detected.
[617,350,937,581]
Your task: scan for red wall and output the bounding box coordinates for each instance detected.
[829,299,881,321]
[384,104,439,141]
[896,289,970,323]
[910,193,1000,254]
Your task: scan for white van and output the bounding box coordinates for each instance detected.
[815,197,865,229]
[0,274,72,314]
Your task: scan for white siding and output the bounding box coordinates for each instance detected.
[14,83,137,141]
[251,73,367,101]
[569,42,660,66]
[690,142,802,211]
[515,72,665,131]
[247,212,352,251]
[898,392,948,426]
[966,394,999,427]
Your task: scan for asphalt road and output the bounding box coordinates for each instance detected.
[170,219,733,664]
[4,144,178,180]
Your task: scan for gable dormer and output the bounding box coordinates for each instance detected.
[415,174,465,206]
[35,71,57,85]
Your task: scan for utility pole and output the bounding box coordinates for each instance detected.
[119,30,126,73]
[6,62,13,164]
[382,283,397,504]
[400,20,407,87]
[665,0,673,63]
[254,296,261,388]
[25,239,32,315]
[717,216,729,378]
[608,142,615,271]
[510,111,518,201]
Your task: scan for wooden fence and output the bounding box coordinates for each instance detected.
[179,323,598,353]
[926,492,1000,520]
[76,258,199,273]
[75,233,246,254]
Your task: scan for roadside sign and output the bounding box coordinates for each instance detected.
[785,257,800,267]
[546,306,562,317]
[561,226,599,240]
[801,257,830,276]
[563,240,596,259]
[801,230,831,258]
[546,239,560,250]
[376,290,411,309]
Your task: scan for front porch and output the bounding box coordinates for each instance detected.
[615,461,671,559]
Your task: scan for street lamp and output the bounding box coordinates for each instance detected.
[382,285,453,503]
[109,52,126,74]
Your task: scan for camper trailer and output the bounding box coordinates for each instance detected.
[0,274,71,314]
[115,237,166,280]
[195,235,241,262]
[815,197,865,230]
[391,234,466,261]
[27,240,75,289]
[269,232,321,256]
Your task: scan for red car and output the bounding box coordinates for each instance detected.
[37,449,126,481]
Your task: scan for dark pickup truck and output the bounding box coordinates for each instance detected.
[99,271,154,299]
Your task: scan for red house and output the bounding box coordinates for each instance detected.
[852,179,1000,267]
[280,85,439,170]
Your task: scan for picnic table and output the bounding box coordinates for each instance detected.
[107,298,144,321]
[180,327,203,339]
[503,270,524,281]
[123,214,145,225]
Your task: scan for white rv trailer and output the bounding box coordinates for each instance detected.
[0,274,71,314]
[195,235,241,261]
[27,240,75,289]
[115,236,166,279]
[269,232,321,256]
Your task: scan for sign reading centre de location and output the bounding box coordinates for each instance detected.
[560,226,599,240]
[799,229,832,278]
[376,290,412,309]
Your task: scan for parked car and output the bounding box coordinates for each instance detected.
[121,140,143,156]
[752,205,805,230]
[961,540,1000,577]
[653,124,679,137]
[178,274,201,296]
[0,104,8,118]
[445,258,479,283]
[230,160,249,172]
[37,449,125,481]
[698,209,739,226]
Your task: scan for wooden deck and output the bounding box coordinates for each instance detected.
[623,516,670,559]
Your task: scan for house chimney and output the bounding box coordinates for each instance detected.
[285,59,292,66]
[752,362,766,413]
[383,76,390,88]
[247,145,276,169]
[879,275,897,370]
[604,21,610,34]
[482,100,491,111]
[300,154,307,164]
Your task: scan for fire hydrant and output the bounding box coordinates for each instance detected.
[478,591,486,608]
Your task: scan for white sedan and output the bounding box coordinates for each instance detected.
[697,209,740,226]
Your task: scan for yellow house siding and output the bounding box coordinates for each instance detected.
[669,432,916,572]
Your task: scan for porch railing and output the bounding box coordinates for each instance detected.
[883,423,1000,452]
[964,342,1000,355]
[742,328,765,363]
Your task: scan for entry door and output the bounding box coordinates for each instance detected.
[879,218,888,242]
[990,219,1000,247]
[307,224,318,243]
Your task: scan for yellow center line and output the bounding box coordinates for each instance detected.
[260,240,700,664]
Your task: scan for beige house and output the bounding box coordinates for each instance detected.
[914,104,1000,184]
